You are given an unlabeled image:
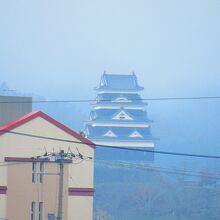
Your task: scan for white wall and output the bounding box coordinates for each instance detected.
[68,196,93,220]
[0,116,94,220]
[0,195,6,218]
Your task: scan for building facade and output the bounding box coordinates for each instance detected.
[0,111,95,220]
[85,73,156,160]
[0,95,32,126]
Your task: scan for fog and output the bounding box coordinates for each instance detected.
[1,0,220,219]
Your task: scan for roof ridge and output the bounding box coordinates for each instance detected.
[0,111,95,149]
[103,73,135,76]
[0,111,41,130]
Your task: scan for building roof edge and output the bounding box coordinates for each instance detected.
[0,111,96,149]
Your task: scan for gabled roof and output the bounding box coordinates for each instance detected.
[96,93,146,104]
[95,73,144,91]
[89,109,151,122]
[103,130,117,137]
[97,93,141,101]
[0,111,95,149]
[112,109,133,120]
[129,130,143,138]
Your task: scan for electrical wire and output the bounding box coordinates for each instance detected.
[1,129,220,159]
[0,158,218,182]
[95,159,220,180]
[96,159,200,174]
[0,151,218,181]
[1,96,220,104]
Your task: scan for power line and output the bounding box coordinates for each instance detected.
[0,154,218,182]
[1,129,220,159]
[0,156,218,182]
[96,159,220,180]
[96,145,220,159]
[1,96,220,104]
[1,158,217,180]
[96,159,199,174]
[0,149,218,184]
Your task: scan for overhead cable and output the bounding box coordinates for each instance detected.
[96,159,220,180]
[1,129,220,159]
[1,96,220,104]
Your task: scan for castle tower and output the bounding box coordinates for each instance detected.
[85,73,156,160]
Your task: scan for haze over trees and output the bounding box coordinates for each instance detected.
[2,80,220,220]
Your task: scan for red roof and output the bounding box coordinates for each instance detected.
[0,111,95,149]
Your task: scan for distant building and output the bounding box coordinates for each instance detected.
[0,111,95,220]
[0,95,32,126]
[85,73,157,160]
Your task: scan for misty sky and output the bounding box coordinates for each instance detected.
[0,0,219,99]
[1,0,220,167]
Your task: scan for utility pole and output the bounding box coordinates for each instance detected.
[57,150,65,220]
[38,148,92,220]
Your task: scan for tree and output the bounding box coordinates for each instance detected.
[94,209,112,220]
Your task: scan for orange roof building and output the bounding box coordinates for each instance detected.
[0,111,95,220]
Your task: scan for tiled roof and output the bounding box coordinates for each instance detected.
[93,93,147,106]
[96,93,144,102]
[92,102,147,107]
[86,125,155,140]
[96,73,144,91]
[89,109,150,122]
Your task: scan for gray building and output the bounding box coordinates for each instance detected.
[0,96,32,126]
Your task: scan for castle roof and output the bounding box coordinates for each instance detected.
[93,93,147,107]
[86,125,155,141]
[89,109,152,122]
[95,73,144,91]
[96,93,145,102]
